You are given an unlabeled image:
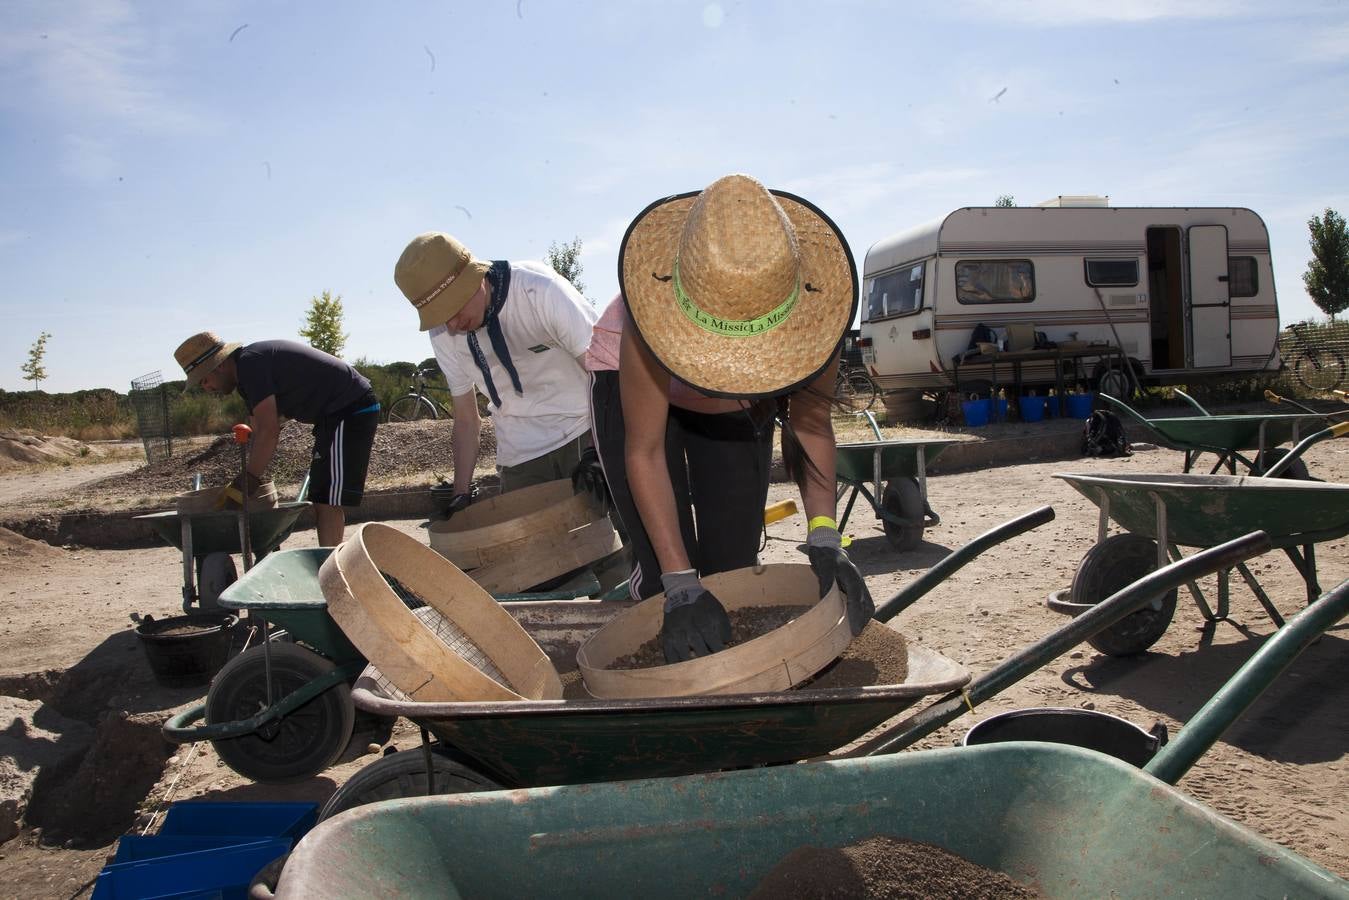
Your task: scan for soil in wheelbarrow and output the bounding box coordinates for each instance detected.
[557,617,909,699]
[748,834,1039,899]
[607,605,815,670]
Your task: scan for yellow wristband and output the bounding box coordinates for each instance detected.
[808,516,851,548]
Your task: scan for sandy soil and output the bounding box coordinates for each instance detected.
[0,432,1345,895]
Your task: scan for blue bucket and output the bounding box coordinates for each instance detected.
[961,398,991,427]
[1020,396,1045,422]
[1066,393,1095,419]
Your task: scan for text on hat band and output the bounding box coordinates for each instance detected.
[672,259,800,338]
[184,342,225,373]
[413,264,465,310]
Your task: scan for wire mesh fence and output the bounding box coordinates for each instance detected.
[129,371,174,464]
[1277,321,1348,393]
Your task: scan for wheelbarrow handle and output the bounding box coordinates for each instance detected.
[872,505,1056,624]
[1261,421,1349,478]
[1144,576,1349,785]
[861,529,1274,757]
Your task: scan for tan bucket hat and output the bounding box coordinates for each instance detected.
[619,174,857,398]
[175,331,242,388]
[394,232,492,331]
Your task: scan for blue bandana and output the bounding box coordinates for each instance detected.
[468,261,523,408]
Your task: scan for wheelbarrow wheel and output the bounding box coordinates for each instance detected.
[317,745,502,822]
[206,643,355,784]
[1071,534,1178,657]
[881,478,923,551]
[1252,447,1313,481]
[196,552,237,609]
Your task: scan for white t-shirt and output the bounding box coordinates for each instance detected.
[429,261,597,467]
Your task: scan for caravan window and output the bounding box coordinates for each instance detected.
[864,262,924,321]
[1084,258,1139,287]
[955,260,1035,304]
[1228,257,1258,297]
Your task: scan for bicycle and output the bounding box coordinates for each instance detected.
[1285,322,1346,392]
[834,365,881,412]
[385,367,455,422]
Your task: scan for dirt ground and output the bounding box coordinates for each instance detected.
[0,423,1345,895]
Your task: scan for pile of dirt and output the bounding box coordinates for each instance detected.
[0,527,65,559]
[83,420,496,502]
[747,835,1040,899]
[0,431,96,470]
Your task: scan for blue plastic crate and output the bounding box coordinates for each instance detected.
[92,838,290,900]
[156,802,316,841]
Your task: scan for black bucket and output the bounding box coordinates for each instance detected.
[136,612,238,688]
[963,707,1168,768]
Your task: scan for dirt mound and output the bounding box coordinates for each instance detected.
[0,431,96,470]
[0,527,64,559]
[84,419,495,502]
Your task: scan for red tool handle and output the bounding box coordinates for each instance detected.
[232,423,252,445]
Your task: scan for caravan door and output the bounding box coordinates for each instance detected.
[1188,225,1232,368]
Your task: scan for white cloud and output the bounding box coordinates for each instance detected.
[0,1,212,135]
[1296,23,1349,63]
[58,134,119,183]
[951,0,1263,26]
[781,162,987,219]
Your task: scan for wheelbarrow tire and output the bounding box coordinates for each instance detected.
[317,745,501,822]
[881,478,923,551]
[1071,534,1178,657]
[197,552,237,609]
[1253,447,1313,481]
[206,643,355,784]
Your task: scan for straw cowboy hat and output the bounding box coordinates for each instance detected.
[175,331,241,388]
[619,173,858,398]
[394,232,492,331]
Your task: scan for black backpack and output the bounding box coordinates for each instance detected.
[1083,410,1132,457]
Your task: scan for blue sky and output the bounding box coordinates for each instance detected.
[2,0,1346,392]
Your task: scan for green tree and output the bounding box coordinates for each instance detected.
[995,195,1016,207]
[546,237,586,296]
[299,290,348,357]
[1303,208,1349,318]
[20,331,51,390]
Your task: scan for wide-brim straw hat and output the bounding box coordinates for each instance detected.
[619,174,857,398]
[394,232,492,331]
[175,331,242,388]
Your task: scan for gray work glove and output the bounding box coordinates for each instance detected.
[806,525,875,636]
[659,570,732,663]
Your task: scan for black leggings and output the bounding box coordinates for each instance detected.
[590,371,774,601]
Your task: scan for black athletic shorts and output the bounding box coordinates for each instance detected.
[309,391,379,507]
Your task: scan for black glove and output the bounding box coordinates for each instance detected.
[570,446,610,510]
[806,525,875,636]
[659,570,732,663]
[446,491,473,517]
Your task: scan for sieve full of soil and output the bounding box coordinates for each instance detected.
[560,609,910,699]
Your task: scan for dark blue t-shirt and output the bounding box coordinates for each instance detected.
[234,340,371,424]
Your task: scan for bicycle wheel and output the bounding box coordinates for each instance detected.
[1293,349,1346,392]
[846,370,880,411]
[386,395,438,422]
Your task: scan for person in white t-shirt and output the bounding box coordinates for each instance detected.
[394,232,599,512]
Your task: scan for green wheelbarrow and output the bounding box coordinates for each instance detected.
[1100,391,1324,476]
[136,499,311,612]
[161,546,629,785]
[270,543,1349,899]
[299,518,1275,828]
[834,438,955,550]
[1049,420,1349,656]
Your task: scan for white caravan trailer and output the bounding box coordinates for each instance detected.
[858,197,1281,396]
